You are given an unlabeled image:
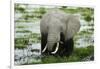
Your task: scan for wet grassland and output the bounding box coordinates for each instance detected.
[14,4,94,65]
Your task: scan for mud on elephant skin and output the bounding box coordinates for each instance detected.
[40,9,80,57]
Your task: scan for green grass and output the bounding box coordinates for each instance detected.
[15,38,29,49]
[77,30,93,36]
[29,33,41,43]
[15,33,41,49]
[20,46,94,64]
[15,44,27,49]
[16,26,27,28]
[41,46,94,64]
[16,30,32,33]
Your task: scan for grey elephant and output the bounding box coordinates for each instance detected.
[40,9,80,56]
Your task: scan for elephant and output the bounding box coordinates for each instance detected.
[40,9,80,56]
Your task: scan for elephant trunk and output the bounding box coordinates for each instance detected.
[47,41,56,52]
[42,33,57,53]
[47,33,60,54]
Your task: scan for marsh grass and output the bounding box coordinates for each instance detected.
[16,30,32,33]
[20,46,94,64]
[41,46,94,64]
[15,38,29,49]
[15,33,41,49]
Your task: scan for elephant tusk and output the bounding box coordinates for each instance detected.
[51,42,59,54]
[42,44,47,53]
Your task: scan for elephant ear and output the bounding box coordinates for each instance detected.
[65,15,80,40]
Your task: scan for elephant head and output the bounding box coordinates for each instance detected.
[42,24,63,54]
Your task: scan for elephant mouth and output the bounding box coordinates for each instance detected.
[42,41,63,54]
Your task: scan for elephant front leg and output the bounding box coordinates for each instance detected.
[55,32,65,56]
[64,38,74,57]
[41,33,48,55]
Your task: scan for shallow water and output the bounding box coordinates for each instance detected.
[14,43,41,65]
